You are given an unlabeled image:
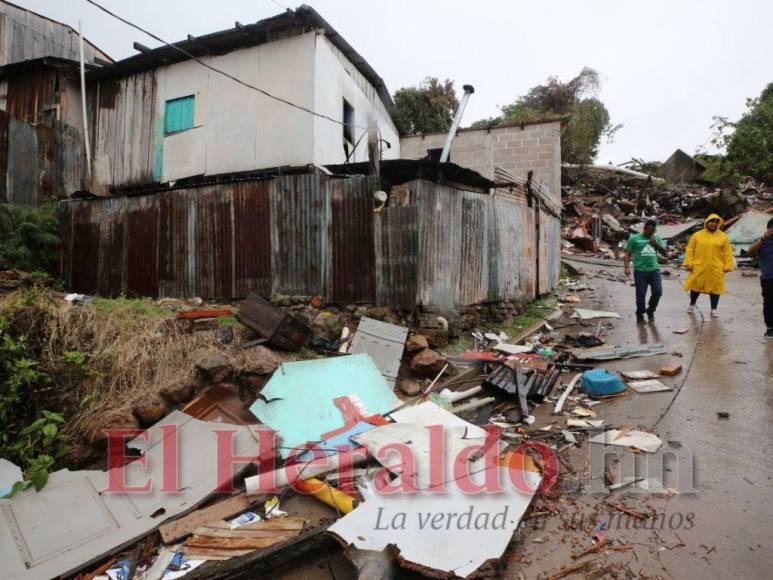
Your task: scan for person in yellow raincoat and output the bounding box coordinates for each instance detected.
[683,213,734,318]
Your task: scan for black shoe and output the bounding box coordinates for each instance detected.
[636,315,646,324]
[646,310,655,320]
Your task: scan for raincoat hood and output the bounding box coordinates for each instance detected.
[703,213,724,229]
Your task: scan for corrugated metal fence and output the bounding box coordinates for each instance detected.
[0,109,86,205]
[60,172,560,309]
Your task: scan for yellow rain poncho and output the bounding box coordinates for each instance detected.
[683,213,735,295]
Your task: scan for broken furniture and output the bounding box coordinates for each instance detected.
[237,292,311,350]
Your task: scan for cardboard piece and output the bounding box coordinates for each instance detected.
[628,379,673,393]
[589,429,663,453]
[329,463,541,578]
[249,354,399,458]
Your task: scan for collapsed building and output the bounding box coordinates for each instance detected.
[0,2,562,313]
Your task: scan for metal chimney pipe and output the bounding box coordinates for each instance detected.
[440,84,474,163]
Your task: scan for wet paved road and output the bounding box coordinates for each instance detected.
[508,262,773,579]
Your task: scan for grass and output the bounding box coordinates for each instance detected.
[92,297,174,322]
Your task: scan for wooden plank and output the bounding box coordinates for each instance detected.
[182,525,335,580]
[158,494,256,544]
[184,517,305,551]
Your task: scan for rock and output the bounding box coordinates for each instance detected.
[159,377,197,404]
[405,334,429,353]
[312,311,345,341]
[195,352,232,384]
[399,379,424,397]
[216,326,234,344]
[660,364,682,376]
[242,345,283,375]
[410,349,446,377]
[310,295,324,308]
[132,394,169,426]
[88,409,140,446]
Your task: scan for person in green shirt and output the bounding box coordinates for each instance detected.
[624,219,670,323]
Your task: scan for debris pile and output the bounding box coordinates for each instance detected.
[561,163,773,259]
[0,275,689,580]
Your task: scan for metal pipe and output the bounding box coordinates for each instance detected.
[439,84,474,163]
[78,21,92,179]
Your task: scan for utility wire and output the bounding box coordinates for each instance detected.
[83,0,364,130]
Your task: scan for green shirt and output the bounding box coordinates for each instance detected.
[626,233,664,271]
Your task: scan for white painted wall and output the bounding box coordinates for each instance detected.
[312,34,400,165]
[153,31,399,183]
[156,32,317,182]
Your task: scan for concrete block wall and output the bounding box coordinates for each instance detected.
[399,120,562,205]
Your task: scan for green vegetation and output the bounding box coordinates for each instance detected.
[0,202,60,273]
[393,77,460,135]
[0,290,82,495]
[92,296,174,322]
[711,82,773,183]
[469,68,620,164]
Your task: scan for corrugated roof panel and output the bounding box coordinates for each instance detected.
[374,204,418,310]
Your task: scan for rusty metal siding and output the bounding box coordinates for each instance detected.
[540,211,561,294]
[158,192,193,297]
[233,180,272,297]
[415,180,462,310]
[126,200,159,297]
[61,173,559,306]
[487,195,535,302]
[0,110,86,205]
[70,203,100,294]
[0,4,110,66]
[270,173,330,296]
[374,203,418,310]
[331,176,377,304]
[195,188,234,299]
[5,70,59,124]
[97,199,124,296]
[457,192,489,305]
[91,73,157,194]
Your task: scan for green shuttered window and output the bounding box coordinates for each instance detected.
[164,95,195,135]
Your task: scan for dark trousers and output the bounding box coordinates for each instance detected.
[690,291,719,309]
[634,270,663,316]
[763,278,773,330]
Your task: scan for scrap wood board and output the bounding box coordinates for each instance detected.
[159,494,258,544]
[183,517,305,559]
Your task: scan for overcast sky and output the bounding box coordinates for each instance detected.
[18,0,772,163]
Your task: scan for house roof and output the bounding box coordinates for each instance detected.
[0,56,98,79]
[87,4,402,133]
[401,115,569,140]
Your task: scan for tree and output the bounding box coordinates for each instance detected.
[393,77,459,135]
[469,68,620,164]
[713,82,773,182]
